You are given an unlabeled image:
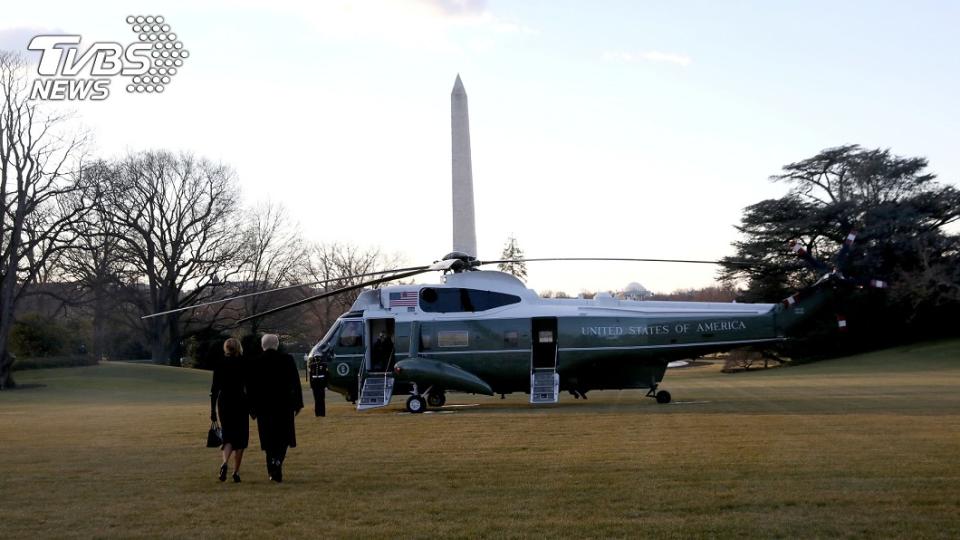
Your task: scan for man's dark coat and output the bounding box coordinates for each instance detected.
[249,348,304,451]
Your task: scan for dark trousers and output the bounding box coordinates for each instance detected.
[310,379,326,417]
[266,445,288,465]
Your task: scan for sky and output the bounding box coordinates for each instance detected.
[2,0,958,296]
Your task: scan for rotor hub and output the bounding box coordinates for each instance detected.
[440,251,479,273]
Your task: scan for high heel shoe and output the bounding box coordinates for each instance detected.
[232,472,241,483]
[218,462,228,482]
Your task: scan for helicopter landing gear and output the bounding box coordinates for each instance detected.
[646,386,671,404]
[427,391,446,408]
[405,395,426,413]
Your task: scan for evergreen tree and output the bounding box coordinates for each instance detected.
[498,236,528,282]
[721,145,960,355]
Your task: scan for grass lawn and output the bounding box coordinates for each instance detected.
[1,339,959,538]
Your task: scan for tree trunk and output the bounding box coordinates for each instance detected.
[92,292,107,361]
[0,276,17,390]
[167,314,181,366]
[0,350,15,389]
[150,313,182,366]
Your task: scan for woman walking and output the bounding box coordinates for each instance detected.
[210,338,250,482]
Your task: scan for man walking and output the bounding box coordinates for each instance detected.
[249,334,303,483]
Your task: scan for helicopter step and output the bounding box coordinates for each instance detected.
[357,372,395,411]
[530,368,559,404]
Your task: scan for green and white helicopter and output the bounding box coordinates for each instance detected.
[225,234,886,414]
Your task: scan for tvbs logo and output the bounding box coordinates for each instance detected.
[28,15,188,101]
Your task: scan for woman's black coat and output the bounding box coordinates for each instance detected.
[210,355,250,449]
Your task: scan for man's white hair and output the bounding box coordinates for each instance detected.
[261,334,280,351]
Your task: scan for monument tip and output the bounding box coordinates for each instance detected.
[452,74,466,95]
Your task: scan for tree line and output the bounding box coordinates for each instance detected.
[0,53,397,388]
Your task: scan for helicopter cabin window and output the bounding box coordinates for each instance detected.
[338,320,363,348]
[420,332,432,350]
[504,331,519,347]
[538,330,554,344]
[437,330,469,348]
[419,287,521,313]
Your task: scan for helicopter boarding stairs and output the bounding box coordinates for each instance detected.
[530,317,560,404]
[358,372,394,410]
[530,368,559,404]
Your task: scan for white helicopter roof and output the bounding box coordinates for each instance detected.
[442,270,537,298]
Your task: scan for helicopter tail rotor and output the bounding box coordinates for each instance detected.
[779,229,890,332]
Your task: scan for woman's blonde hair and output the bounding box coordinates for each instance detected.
[223,338,243,358]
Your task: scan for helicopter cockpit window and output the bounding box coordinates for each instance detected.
[338,320,363,348]
[419,287,521,313]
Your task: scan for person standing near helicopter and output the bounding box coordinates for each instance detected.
[308,356,327,417]
[248,334,303,483]
[371,331,394,372]
[210,338,249,483]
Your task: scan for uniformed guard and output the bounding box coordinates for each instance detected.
[309,357,328,417]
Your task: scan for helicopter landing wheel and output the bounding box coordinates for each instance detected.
[406,395,427,414]
[655,390,672,404]
[427,392,446,408]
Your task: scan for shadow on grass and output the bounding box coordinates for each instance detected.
[0,383,47,391]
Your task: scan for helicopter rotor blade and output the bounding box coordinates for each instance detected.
[850,277,889,289]
[833,230,858,272]
[788,240,831,275]
[140,265,431,320]
[835,313,849,332]
[235,267,432,325]
[149,253,787,323]
[477,257,758,267]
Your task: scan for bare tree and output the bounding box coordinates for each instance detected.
[58,161,128,359]
[0,52,89,388]
[300,243,403,335]
[103,151,242,365]
[648,285,739,302]
[234,201,307,334]
[722,348,785,372]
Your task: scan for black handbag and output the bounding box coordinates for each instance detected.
[206,421,223,448]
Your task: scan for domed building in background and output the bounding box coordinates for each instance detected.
[619,282,651,301]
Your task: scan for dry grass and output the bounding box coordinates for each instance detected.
[1,340,959,538]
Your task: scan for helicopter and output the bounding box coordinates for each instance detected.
[215,233,886,414]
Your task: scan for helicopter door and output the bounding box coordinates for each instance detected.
[530,317,559,404]
[357,318,396,411]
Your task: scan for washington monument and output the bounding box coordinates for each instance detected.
[451,74,477,258]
